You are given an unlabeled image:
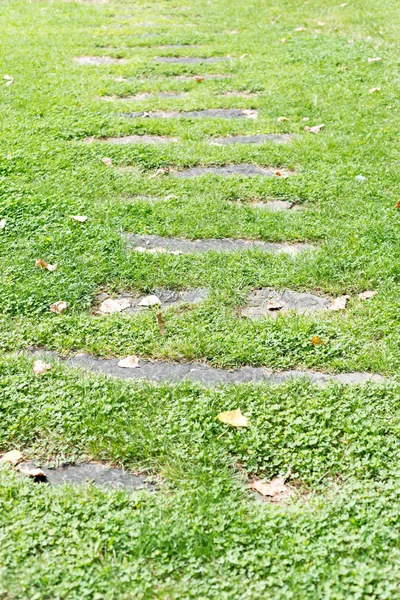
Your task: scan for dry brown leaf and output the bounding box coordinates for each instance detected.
[295,27,307,32]
[305,124,325,133]
[368,57,382,63]
[117,355,139,369]
[311,335,325,346]
[3,74,14,86]
[358,290,377,301]
[35,258,57,272]
[369,87,381,93]
[277,116,290,122]
[395,200,400,209]
[217,408,249,427]
[50,300,67,314]
[194,76,204,82]
[99,298,130,314]
[69,215,88,223]
[249,477,293,499]
[33,360,52,376]
[17,464,46,478]
[267,301,283,311]
[102,157,113,166]
[0,219,6,229]
[156,312,165,335]
[317,21,326,26]
[139,295,161,307]
[0,450,22,464]
[329,295,350,311]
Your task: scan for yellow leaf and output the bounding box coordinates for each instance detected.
[277,116,290,122]
[311,335,325,346]
[35,258,57,272]
[217,408,249,427]
[156,312,165,335]
[0,450,22,464]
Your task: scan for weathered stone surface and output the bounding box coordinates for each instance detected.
[85,135,178,145]
[74,56,126,65]
[250,200,301,211]
[211,134,292,146]
[174,74,231,80]
[29,350,387,387]
[127,234,313,256]
[155,56,229,64]
[95,288,209,313]
[19,461,156,491]
[124,109,257,119]
[101,92,187,101]
[171,164,290,178]
[241,288,332,319]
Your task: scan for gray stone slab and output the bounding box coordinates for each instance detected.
[29,350,387,387]
[174,74,231,80]
[211,134,292,146]
[155,56,228,64]
[171,164,289,178]
[74,56,126,65]
[85,135,177,145]
[95,288,209,313]
[241,288,332,319]
[127,234,313,256]
[250,200,301,211]
[18,461,156,491]
[124,109,257,119]
[101,92,188,101]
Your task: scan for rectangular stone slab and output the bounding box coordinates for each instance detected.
[211,134,292,145]
[171,164,288,178]
[85,135,178,145]
[155,56,229,63]
[124,109,257,119]
[127,234,313,255]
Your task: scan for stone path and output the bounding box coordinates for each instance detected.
[155,56,229,64]
[30,351,387,387]
[124,109,258,119]
[95,288,209,312]
[18,461,156,491]
[127,234,313,255]
[211,134,292,145]
[171,165,291,178]
[242,288,332,319]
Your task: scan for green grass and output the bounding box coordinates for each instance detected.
[2,0,400,597]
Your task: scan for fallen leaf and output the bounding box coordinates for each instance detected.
[249,477,293,499]
[277,116,290,122]
[305,124,325,133]
[156,312,165,335]
[280,38,287,43]
[358,290,377,301]
[0,219,5,229]
[69,215,88,223]
[118,355,139,368]
[0,450,22,464]
[217,408,249,427]
[368,57,382,63]
[33,360,51,376]
[17,464,46,478]
[295,27,307,32]
[139,295,161,307]
[369,87,381,93]
[3,74,14,86]
[329,295,350,311]
[102,157,113,166]
[311,335,325,346]
[35,258,57,272]
[50,300,67,314]
[227,30,239,34]
[240,54,247,59]
[340,2,348,6]
[99,298,130,314]
[194,76,204,82]
[317,21,326,26]
[396,200,400,209]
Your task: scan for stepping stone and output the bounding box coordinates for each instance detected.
[250,200,301,211]
[241,288,332,319]
[174,74,231,80]
[124,109,257,119]
[74,56,126,65]
[127,234,313,256]
[219,91,258,97]
[101,92,188,101]
[211,134,292,146]
[155,56,229,64]
[95,288,209,313]
[171,164,290,178]
[18,461,156,492]
[85,135,177,145]
[30,350,387,387]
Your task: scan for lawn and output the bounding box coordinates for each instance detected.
[1,0,400,597]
